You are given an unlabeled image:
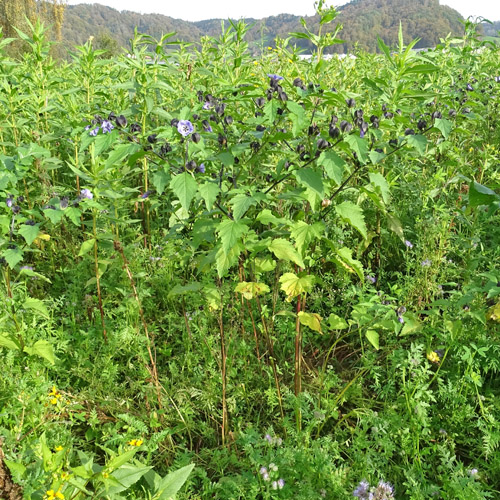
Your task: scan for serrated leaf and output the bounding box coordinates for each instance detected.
[105,143,140,169]
[368,172,390,204]
[170,172,198,211]
[43,208,64,224]
[234,281,270,300]
[229,194,256,221]
[294,168,324,198]
[287,101,307,137]
[254,256,276,273]
[152,169,170,195]
[198,182,220,211]
[319,151,345,184]
[269,239,305,268]
[335,201,367,239]
[256,209,286,225]
[93,129,118,156]
[406,134,427,155]
[332,247,364,280]
[24,340,55,364]
[365,329,379,350]
[217,219,248,254]
[345,134,368,164]
[298,311,322,333]
[434,118,452,139]
[24,298,49,318]
[78,238,96,257]
[279,272,314,301]
[18,223,40,246]
[290,221,324,256]
[216,241,242,278]
[3,247,23,268]
[328,313,348,329]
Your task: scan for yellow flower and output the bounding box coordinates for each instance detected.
[267,46,272,50]
[127,439,144,446]
[102,471,109,478]
[61,471,70,480]
[427,351,440,364]
[55,446,63,452]
[253,60,258,65]
[46,490,64,500]
[49,386,58,396]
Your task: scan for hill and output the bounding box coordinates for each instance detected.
[61,0,465,55]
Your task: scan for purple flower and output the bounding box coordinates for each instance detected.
[177,120,194,137]
[259,466,268,475]
[495,76,500,83]
[366,275,376,284]
[202,120,212,132]
[404,240,413,248]
[262,472,270,482]
[20,265,33,271]
[468,468,478,477]
[272,481,278,490]
[203,102,212,110]
[196,163,206,174]
[101,120,114,134]
[80,188,93,200]
[6,196,13,208]
[353,480,370,499]
[141,190,153,199]
[277,479,285,489]
[267,73,284,81]
[373,480,394,499]
[264,434,272,443]
[89,127,99,137]
[421,259,431,267]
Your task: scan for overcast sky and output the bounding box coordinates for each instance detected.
[65,0,500,22]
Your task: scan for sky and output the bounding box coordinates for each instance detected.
[65,0,500,22]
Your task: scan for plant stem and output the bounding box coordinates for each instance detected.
[92,209,106,341]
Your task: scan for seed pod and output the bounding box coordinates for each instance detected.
[255,97,266,108]
[296,144,305,154]
[317,138,329,150]
[448,109,457,118]
[170,118,179,127]
[404,128,415,136]
[192,113,199,120]
[308,124,319,136]
[277,107,284,116]
[108,111,116,121]
[431,111,442,120]
[321,199,331,208]
[370,115,379,124]
[340,120,352,133]
[186,160,197,171]
[389,139,398,147]
[354,109,363,119]
[130,123,142,134]
[329,126,340,139]
[346,98,356,108]
[192,132,201,143]
[224,115,233,125]
[147,134,158,144]
[417,119,427,131]
[293,77,304,87]
[218,134,227,146]
[115,115,127,127]
[256,125,266,132]
[384,112,394,119]
[215,103,226,115]
[330,115,338,125]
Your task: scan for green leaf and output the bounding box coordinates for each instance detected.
[294,168,324,198]
[234,281,270,300]
[368,172,390,204]
[152,169,170,195]
[335,201,367,239]
[4,460,26,480]
[254,256,276,273]
[229,194,256,221]
[168,283,203,298]
[18,223,40,246]
[287,101,307,136]
[155,463,195,500]
[469,181,499,207]
[215,242,242,278]
[0,332,21,350]
[170,172,198,211]
[94,129,118,156]
[345,134,368,164]
[64,207,82,226]
[406,134,427,155]
[269,239,305,268]
[319,151,345,184]
[298,311,322,333]
[256,209,286,226]
[365,330,379,350]
[43,208,64,224]
[105,143,141,170]
[279,272,314,301]
[328,313,348,330]
[107,449,138,471]
[78,238,96,257]
[332,247,364,280]
[24,340,55,364]
[434,118,452,139]
[3,247,23,269]
[290,221,324,256]
[198,182,220,211]
[24,298,49,318]
[107,464,152,495]
[217,219,248,254]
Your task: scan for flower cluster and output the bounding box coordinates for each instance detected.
[85,119,114,136]
[353,480,394,500]
[127,438,143,446]
[259,463,284,490]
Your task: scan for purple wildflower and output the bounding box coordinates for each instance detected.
[89,127,99,137]
[366,275,376,284]
[353,480,370,499]
[421,259,431,267]
[197,163,206,174]
[203,102,212,110]
[141,190,153,199]
[272,481,278,490]
[404,240,413,248]
[267,73,284,81]
[101,120,114,134]
[495,76,500,83]
[6,196,13,208]
[20,265,33,271]
[262,472,270,482]
[468,468,478,477]
[372,480,394,499]
[177,120,194,137]
[80,188,93,200]
[277,479,285,489]
[259,466,268,475]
